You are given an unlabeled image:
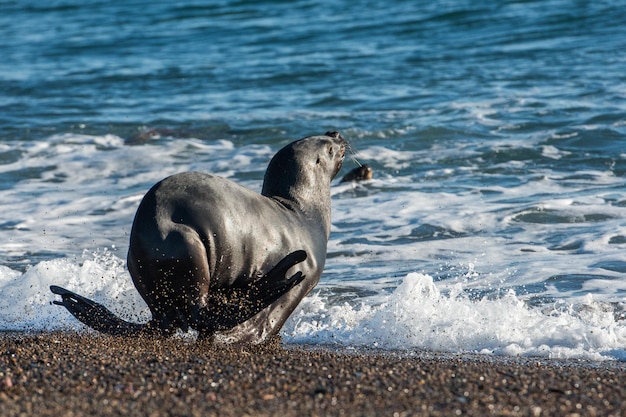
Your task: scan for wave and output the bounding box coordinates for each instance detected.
[284,273,626,361]
[1,250,624,361]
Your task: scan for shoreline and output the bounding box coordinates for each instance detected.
[1,332,624,416]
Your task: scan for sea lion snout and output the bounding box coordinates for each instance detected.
[324,131,346,176]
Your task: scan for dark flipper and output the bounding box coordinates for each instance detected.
[199,250,307,333]
[251,249,307,297]
[50,285,151,336]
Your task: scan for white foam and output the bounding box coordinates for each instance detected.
[284,273,626,361]
[541,145,571,159]
[0,249,149,331]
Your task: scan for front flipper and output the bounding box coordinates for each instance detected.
[50,285,151,336]
[199,250,307,333]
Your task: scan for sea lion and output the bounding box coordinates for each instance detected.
[340,164,373,183]
[52,132,346,344]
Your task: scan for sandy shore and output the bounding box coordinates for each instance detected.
[0,332,623,416]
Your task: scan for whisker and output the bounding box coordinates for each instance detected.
[345,138,363,167]
[351,155,363,167]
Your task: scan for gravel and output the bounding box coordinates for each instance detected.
[1,332,624,416]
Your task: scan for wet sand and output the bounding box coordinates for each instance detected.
[0,332,624,416]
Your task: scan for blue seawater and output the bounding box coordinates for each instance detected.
[1,0,625,360]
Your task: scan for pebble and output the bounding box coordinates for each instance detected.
[0,333,624,417]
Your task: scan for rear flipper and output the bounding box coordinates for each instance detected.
[50,285,153,336]
[199,250,307,333]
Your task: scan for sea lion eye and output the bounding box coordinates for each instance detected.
[327,142,333,156]
[316,157,321,164]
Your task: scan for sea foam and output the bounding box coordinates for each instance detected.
[0,250,150,331]
[2,250,624,361]
[284,272,626,361]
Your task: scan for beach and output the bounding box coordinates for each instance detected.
[0,333,623,416]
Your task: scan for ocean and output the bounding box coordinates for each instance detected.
[1,0,625,360]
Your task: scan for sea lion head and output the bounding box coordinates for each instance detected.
[262,132,346,208]
[340,164,373,183]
